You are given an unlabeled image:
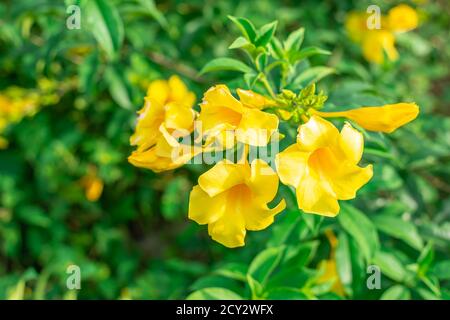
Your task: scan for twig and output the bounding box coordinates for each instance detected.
[147,52,208,84]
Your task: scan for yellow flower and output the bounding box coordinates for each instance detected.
[188,159,286,248]
[388,4,419,32]
[312,103,419,133]
[345,5,418,64]
[362,30,398,64]
[81,173,104,202]
[128,131,201,173]
[345,12,370,43]
[316,230,345,296]
[130,75,196,152]
[276,116,373,216]
[129,76,198,172]
[198,85,279,148]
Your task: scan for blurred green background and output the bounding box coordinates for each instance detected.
[0,0,449,300]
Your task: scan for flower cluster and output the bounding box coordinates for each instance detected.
[0,79,63,149]
[0,88,40,149]
[129,75,419,248]
[345,4,419,63]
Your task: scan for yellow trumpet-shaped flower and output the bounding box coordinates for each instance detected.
[345,5,419,64]
[129,76,198,172]
[276,116,373,216]
[362,30,398,64]
[316,230,345,296]
[130,75,196,152]
[81,172,104,202]
[188,159,286,248]
[198,85,279,148]
[312,103,419,133]
[129,130,201,173]
[388,4,419,32]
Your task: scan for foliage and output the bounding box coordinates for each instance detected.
[0,0,449,300]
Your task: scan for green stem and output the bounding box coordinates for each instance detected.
[259,74,276,99]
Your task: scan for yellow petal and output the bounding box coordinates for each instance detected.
[275,144,309,188]
[244,199,286,231]
[236,108,279,146]
[130,97,165,150]
[168,75,196,107]
[388,4,419,32]
[362,30,398,64]
[188,185,226,225]
[247,159,279,203]
[345,12,367,43]
[236,89,275,109]
[164,102,195,132]
[208,212,246,248]
[297,115,340,152]
[330,163,373,200]
[314,103,419,133]
[202,85,243,114]
[198,160,247,197]
[339,122,364,164]
[147,79,170,105]
[296,173,340,217]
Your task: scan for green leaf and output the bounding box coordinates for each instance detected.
[255,21,278,47]
[247,246,284,298]
[291,46,331,62]
[270,37,285,60]
[284,27,304,51]
[104,67,133,109]
[248,246,284,285]
[265,287,308,300]
[373,251,407,282]
[228,16,257,42]
[372,215,424,251]
[17,206,51,228]
[380,285,411,300]
[418,242,434,277]
[335,232,352,287]
[229,36,251,49]
[292,66,335,88]
[213,263,248,282]
[200,58,253,74]
[85,0,124,61]
[186,287,242,300]
[137,0,168,29]
[432,261,450,280]
[78,51,98,95]
[338,204,379,262]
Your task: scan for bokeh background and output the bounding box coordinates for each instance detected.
[0,0,449,299]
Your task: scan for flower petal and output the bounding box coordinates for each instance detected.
[297,116,340,152]
[244,199,286,231]
[236,108,279,146]
[208,208,247,248]
[388,4,418,33]
[147,79,170,105]
[339,122,364,164]
[331,163,373,200]
[247,159,279,203]
[275,144,309,188]
[198,160,248,197]
[296,173,340,217]
[236,89,275,109]
[164,102,195,132]
[188,185,226,225]
[202,85,244,114]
